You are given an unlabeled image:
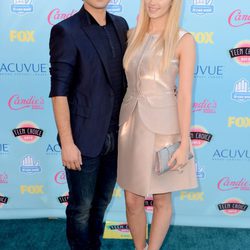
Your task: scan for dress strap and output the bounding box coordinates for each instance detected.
[178,29,190,41]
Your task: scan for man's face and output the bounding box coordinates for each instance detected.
[84,0,111,9]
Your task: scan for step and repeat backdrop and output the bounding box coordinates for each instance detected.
[0,0,250,231]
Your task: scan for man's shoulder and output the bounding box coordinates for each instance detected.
[52,12,80,32]
[109,13,128,29]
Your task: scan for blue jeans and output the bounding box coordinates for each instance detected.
[65,132,117,250]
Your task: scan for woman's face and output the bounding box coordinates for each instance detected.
[144,0,173,19]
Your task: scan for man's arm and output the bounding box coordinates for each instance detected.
[49,24,82,171]
[52,97,82,170]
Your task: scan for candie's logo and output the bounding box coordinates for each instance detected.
[191,32,214,44]
[191,0,214,15]
[48,8,77,26]
[8,95,44,110]
[229,41,250,66]
[231,78,250,103]
[190,126,213,148]
[0,173,8,184]
[12,121,43,143]
[10,30,35,42]
[218,198,248,216]
[228,9,250,28]
[54,170,67,185]
[11,0,33,15]
[228,116,250,128]
[192,99,217,114]
[218,177,250,191]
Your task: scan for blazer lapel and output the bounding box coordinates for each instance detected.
[82,26,113,87]
[108,12,128,92]
[108,13,127,54]
[78,8,113,89]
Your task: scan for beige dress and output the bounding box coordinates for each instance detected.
[117,30,198,196]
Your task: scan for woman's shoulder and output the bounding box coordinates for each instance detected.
[178,28,195,45]
[175,28,195,58]
[178,28,191,40]
[127,28,136,38]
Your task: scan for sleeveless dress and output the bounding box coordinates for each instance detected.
[117,30,198,196]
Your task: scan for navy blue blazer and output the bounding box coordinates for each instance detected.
[49,6,128,157]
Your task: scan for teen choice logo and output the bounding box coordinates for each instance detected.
[229,41,250,66]
[218,198,248,216]
[12,121,43,144]
[58,192,69,206]
[190,126,213,149]
[108,224,130,233]
[0,194,8,208]
[144,195,153,213]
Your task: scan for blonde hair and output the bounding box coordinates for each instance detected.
[123,0,182,71]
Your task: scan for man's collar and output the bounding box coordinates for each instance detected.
[81,5,112,26]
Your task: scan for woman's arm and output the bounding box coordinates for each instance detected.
[178,33,196,148]
[168,33,196,169]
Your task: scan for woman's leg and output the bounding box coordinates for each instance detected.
[148,192,172,250]
[125,190,147,250]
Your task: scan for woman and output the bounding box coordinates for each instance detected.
[117,0,198,249]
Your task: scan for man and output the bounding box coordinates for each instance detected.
[49,0,128,249]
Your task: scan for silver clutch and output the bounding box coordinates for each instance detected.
[155,142,194,175]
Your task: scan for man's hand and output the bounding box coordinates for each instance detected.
[62,143,82,171]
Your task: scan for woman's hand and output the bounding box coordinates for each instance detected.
[168,144,190,173]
